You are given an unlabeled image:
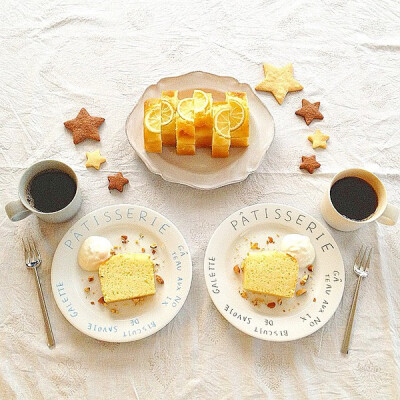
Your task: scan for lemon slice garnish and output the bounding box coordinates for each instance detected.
[177,98,194,122]
[161,100,174,126]
[214,108,230,139]
[229,99,245,131]
[144,104,161,133]
[193,90,209,113]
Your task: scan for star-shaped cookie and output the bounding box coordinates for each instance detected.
[295,99,324,125]
[108,172,129,192]
[64,108,105,144]
[308,130,330,149]
[255,63,303,104]
[86,150,106,170]
[300,155,321,174]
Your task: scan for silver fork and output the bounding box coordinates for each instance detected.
[22,237,55,348]
[341,245,372,354]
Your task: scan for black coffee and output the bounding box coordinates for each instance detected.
[330,177,378,221]
[26,169,77,213]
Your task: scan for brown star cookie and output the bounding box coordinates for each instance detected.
[295,99,323,125]
[64,108,105,144]
[108,172,129,192]
[300,155,321,174]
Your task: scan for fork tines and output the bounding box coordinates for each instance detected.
[22,236,41,266]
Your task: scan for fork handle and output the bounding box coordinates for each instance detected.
[33,267,56,348]
[341,275,362,354]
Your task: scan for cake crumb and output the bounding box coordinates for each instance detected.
[307,265,314,272]
[88,276,94,282]
[267,302,276,308]
[98,296,105,305]
[90,301,95,305]
[267,236,275,244]
[313,297,316,302]
[84,287,90,293]
[300,274,309,286]
[277,298,282,305]
[233,265,240,274]
[296,289,307,296]
[110,250,116,256]
[110,308,119,314]
[141,248,145,253]
[139,233,144,239]
[240,290,248,299]
[250,242,260,250]
[155,275,164,284]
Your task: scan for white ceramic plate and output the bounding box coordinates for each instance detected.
[204,203,345,342]
[125,71,275,190]
[51,204,192,342]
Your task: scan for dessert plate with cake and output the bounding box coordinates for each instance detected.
[126,71,275,189]
[204,203,345,341]
[51,204,192,342]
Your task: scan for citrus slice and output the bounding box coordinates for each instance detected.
[214,108,230,139]
[161,100,174,126]
[144,104,161,133]
[229,99,245,131]
[193,90,209,113]
[177,98,194,123]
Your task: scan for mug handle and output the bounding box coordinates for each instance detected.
[5,200,31,222]
[377,203,399,226]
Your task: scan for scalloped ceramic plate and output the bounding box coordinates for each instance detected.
[125,71,274,190]
[204,203,345,342]
[51,204,192,342]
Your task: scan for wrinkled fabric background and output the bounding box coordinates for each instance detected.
[0,1,399,399]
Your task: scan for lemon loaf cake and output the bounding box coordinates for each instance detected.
[194,90,213,148]
[226,92,249,147]
[176,97,195,155]
[242,250,299,298]
[144,99,162,153]
[161,91,178,146]
[212,101,231,158]
[99,253,156,303]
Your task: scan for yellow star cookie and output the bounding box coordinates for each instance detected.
[308,129,330,149]
[255,63,303,104]
[85,149,106,170]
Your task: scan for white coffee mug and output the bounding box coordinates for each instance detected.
[5,160,82,223]
[321,168,399,231]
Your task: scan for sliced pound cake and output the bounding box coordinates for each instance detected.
[242,250,299,298]
[99,253,156,303]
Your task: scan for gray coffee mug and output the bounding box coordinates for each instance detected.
[5,160,82,223]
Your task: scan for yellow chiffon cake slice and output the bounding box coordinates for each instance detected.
[226,92,249,147]
[99,253,156,303]
[194,90,213,148]
[212,101,231,158]
[242,250,299,298]
[161,91,178,146]
[176,97,195,155]
[144,99,162,153]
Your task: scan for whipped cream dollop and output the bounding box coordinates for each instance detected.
[77,236,112,271]
[280,234,315,268]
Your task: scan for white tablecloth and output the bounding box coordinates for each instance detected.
[1,1,399,399]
